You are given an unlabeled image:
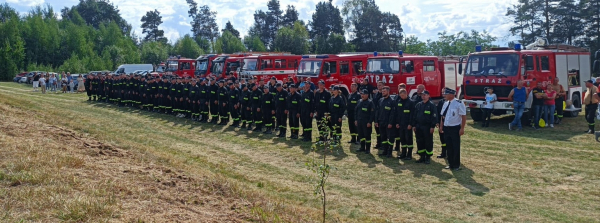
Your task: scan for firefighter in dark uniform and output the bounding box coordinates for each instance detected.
[139,77,147,109]
[91,75,99,101]
[275,83,289,137]
[97,75,105,102]
[355,89,375,153]
[436,95,447,159]
[189,79,200,121]
[374,86,395,157]
[124,75,131,106]
[160,77,170,112]
[372,81,384,149]
[175,78,185,117]
[411,90,437,164]
[240,84,252,128]
[199,78,210,122]
[300,82,315,142]
[287,84,301,139]
[229,82,241,127]
[145,78,155,111]
[85,75,93,101]
[393,88,415,160]
[167,78,177,114]
[347,83,361,144]
[181,77,191,118]
[250,84,263,131]
[329,86,346,144]
[261,86,276,134]
[209,79,219,123]
[104,75,112,103]
[216,80,228,125]
[314,81,331,141]
[411,84,425,104]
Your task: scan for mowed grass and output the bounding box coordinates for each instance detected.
[1,82,600,222]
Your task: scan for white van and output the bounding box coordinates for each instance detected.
[114,64,153,75]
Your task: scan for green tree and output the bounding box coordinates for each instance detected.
[61,0,132,35]
[582,0,600,52]
[186,0,219,52]
[221,21,240,39]
[314,33,346,54]
[0,4,25,80]
[141,41,169,66]
[309,0,344,39]
[273,21,309,55]
[173,34,203,59]
[215,31,246,54]
[243,35,267,52]
[141,9,167,43]
[403,35,428,55]
[281,5,298,28]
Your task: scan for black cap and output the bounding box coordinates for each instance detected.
[318,80,325,85]
[586,79,594,84]
[271,77,276,80]
[360,89,370,94]
[250,84,256,88]
[241,84,247,89]
[276,83,282,87]
[227,82,233,86]
[422,90,430,95]
[289,84,296,88]
[332,86,340,91]
[264,85,269,89]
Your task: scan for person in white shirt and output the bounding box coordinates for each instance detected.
[481,88,497,127]
[439,88,466,171]
[39,75,46,94]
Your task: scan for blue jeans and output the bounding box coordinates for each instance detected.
[544,105,555,126]
[533,105,542,128]
[511,102,525,128]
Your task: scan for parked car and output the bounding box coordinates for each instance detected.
[19,77,27,83]
[16,72,27,77]
[13,76,21,82]
[70,74,81,89]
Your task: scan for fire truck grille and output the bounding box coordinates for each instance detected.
[465,85,513,98]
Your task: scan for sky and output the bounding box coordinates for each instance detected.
[5,0,518,45]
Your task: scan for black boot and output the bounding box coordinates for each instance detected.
[88,97,91,101]
[278,128,286,138]
[425,156,431,164]
[403,148,413,160]
[386,146,392,158]
[356,141,365,152]
[264,127,272,135]
[365,144,371,154]
[416,155,425,163]
[394,141,400,151]
[348,136,356,144]
[378,145,388,156]
[241,122,247,129]
[398,147,407,159]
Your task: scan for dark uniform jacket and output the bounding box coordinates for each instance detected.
[355,99,375,123]
[329,95,347,119]
[287,92,302,115]
[347,91,361,115]
[275,90,289,111]
[412,100,438,129]
[261,92,275,112]
[314,89,331,114]
[374,96,395,125]
[392,97,415,127]
[300,90,315,114]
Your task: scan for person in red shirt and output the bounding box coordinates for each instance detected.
[543,85,557,128]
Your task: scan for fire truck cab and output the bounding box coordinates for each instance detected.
[363,52,461,98]
[239,54,301,82]
[195,54,218,78]
[296,54,368,96]
[209,55,245,79]
[461,39,590,121]
[164,56,196,78]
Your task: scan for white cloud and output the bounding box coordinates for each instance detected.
[6,0,520,45]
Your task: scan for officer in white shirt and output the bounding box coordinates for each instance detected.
[439,88,466,171]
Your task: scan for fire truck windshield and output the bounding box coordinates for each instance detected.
[211,61,224,75]
[166,60,178,72]
[367,58,400,74]
[465,53,519,76]
[156,65,166,72]
[196,60,208,72]
[297,60,322,76]
[242,59,257,71]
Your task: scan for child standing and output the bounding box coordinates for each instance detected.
[544,85,557,128]
[69,79,75,93]
[481,87,497,127]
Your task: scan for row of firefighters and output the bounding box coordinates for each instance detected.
[83,74,451,163]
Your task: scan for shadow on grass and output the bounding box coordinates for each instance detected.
[468,113,586,141]
[453,166,490,196]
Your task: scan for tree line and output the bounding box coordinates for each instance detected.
[4,0,598,82]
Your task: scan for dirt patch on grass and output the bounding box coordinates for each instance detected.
[0,103,255,222]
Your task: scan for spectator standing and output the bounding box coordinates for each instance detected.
[544,85,556,128]
[551,78,566,124]
[77,74,85,93]
[583,80,599,134]
[508,80,528,131]
[61,75,68,93]
[481,88,497,127]
[69,79,75,93]
[49,74,57,92]
[531,82,545,130]
[439,88,467,171]
[39,75,46,94]
[32,73,40,91]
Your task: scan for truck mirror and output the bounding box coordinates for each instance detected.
[594,60,600,73]
[458,57,464,75]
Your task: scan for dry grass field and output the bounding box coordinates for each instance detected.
[1,82,599,222]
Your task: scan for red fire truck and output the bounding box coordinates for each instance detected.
[239,54,301,81]
[195,54,219,78]
[296,54,369,96]
[362,51,463,97]
[461,38,590,121]
[209,55,246,79]
[161,56,197,78]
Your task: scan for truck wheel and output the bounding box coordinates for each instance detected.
[470,109,483,122]
[565,95,581,117]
